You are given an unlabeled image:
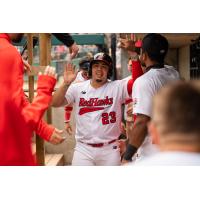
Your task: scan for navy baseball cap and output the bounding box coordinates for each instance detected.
[142,33,169,63]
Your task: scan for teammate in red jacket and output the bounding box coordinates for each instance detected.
[0,33,56,165]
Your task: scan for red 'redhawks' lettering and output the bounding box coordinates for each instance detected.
[79,96,113,107]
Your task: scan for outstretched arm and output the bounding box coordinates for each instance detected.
[51,63,78,107]
[21,66,57,130]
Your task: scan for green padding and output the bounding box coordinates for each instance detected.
[14,34,105,46]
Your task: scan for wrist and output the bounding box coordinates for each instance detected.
[63,82,71,88]
[123,144,138,161]
[130,53,139,61]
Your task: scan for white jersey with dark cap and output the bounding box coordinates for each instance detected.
[65,79,130,144]
[132,65,180,161]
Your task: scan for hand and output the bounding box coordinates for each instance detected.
[69,42,79,59]
[23,59,32,72]
[126,103,133,117]
[42,65,57,79]
[118,139,127,156]
[49,128,65,145]
[121,158,130,165]
[63,63,78,85]
[65,122,73,135]
[119,38,136,52]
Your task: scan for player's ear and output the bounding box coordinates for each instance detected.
[148,120,160,145]
[142,52,147,62]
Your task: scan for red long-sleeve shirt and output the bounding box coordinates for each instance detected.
[127,60,143,96]
[0,34,56,165]
[22,95,55,141]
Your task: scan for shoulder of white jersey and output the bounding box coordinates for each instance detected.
[164,65,180,77]
[122,75,132,81]
[164,64,175,69]
[73,71,85,83]
[72,79,90,86]
[108,79,126,85]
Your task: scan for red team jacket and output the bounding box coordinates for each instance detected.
[0,34,56,165]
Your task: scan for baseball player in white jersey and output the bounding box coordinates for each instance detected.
[52,52,134,165]
[122,33,180,163]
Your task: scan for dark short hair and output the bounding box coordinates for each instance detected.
[154,81,200,135]
[142,33,168,64]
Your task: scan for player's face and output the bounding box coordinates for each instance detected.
[92,61,109,83]
[127,59,132,72]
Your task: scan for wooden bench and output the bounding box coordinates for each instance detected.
[45,154,64,166]
[32,143,64,166]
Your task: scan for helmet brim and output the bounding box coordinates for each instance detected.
[90,60,111,68]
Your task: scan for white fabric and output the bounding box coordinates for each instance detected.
[74,71,86,82]
[123,75,132,121]
[132,65,180,117]
[132,65,180,161]
[133,151,200,166]
[72,141,120,166]
[65,79,130,144]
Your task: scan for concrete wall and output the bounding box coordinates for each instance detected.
[166,49,178,69]
[178,45,190,80]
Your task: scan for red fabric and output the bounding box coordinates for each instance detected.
[65,106,73,112]
[65,112,71,121]
[64,106,73,121]
[127,60,143,96]
[0,34,56,165]
[125,99,133,105]
[133,114,137,123]
[131,60,143,83]
[79,107,105,115]
[22,96,55,141]
[135,40,142,48]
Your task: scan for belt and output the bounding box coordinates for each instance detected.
[81,139,117,148]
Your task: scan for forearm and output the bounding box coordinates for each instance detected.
[21,93,54,141]
[51,82,70,107]
[123,115,150,161]
[52,33,74,47]
[129,121,148,148]
[35,119,55,141]
[22,75,56,130]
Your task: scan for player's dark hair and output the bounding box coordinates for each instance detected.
[142,33,168,64]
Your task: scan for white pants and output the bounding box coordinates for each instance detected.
[72,141,121,166]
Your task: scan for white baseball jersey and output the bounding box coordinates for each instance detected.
[132,65,180,160]
[123,75,132,121]
[133,151,200,166]
[75,71,86,82]
[65,79,130,144]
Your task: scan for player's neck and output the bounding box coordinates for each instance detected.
[90,79,107,89]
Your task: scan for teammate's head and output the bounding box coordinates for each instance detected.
[79,56,91,71]
[89,52,113,80]
[140,33,169,67]
[149,81,200,151]
[79,56,92,79]
[8,33,24,43]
